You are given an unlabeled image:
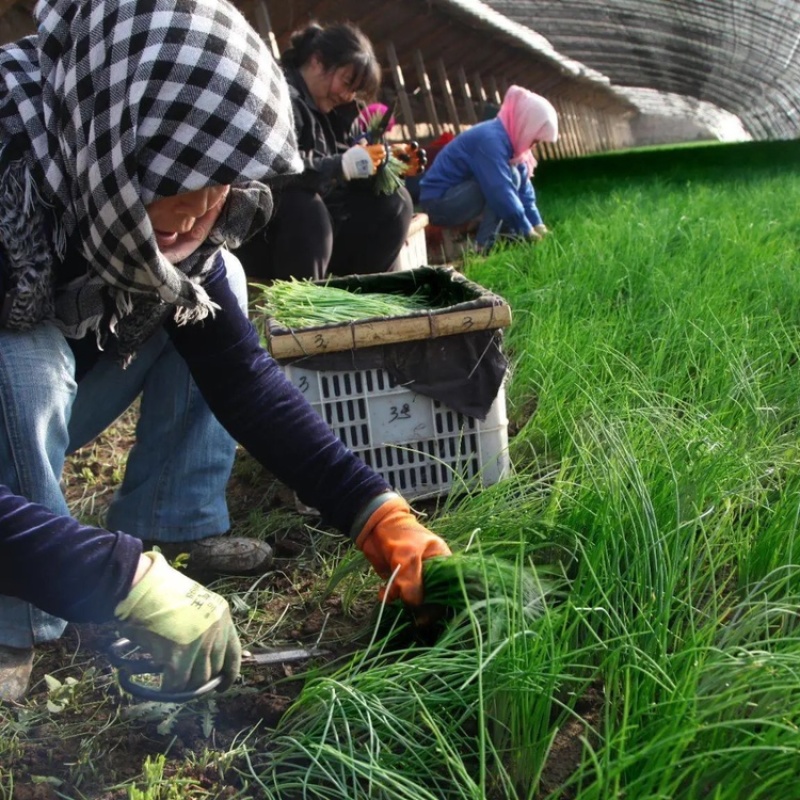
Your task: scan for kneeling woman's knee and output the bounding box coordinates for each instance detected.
[386,186,414,224]
[0,323,76,393]
[0,323,77,486]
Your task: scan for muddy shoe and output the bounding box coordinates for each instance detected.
[0,645,34,702]
[144,535,274,577]
[190,535,274,575]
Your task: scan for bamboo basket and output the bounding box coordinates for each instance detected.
[261,266,511,360]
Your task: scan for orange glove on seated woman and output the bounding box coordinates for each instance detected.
[391,142,428,177]
[354,493,452,605]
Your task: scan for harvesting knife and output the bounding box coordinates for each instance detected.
[109,638,328,703]
[241,645,329,666]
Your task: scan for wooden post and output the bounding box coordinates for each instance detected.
[487,76,502,106]
[580,102,599,154]
[252,0,281,61]
[413,50,442,138]
[472,72,489,119]
[456,65,478,125]
[601,117,612,152]
[571,102,600,155]
[549,99,570,159]
[565,101,581,157]
[557,100,574,157]
[566,101,582,154]
[385,42,417,141]
[435,58,462,133]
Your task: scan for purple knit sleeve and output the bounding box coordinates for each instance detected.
[165,257,390,535]
[0,485,141,622]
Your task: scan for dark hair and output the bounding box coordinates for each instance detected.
[281,21,381,99]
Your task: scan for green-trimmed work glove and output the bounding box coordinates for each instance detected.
[114,552,241,693]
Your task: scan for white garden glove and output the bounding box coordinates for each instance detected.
[341,144,386,180]
[114,552,241,693]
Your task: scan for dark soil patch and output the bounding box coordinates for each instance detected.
[11,579,372,798]
[537,683,604,799]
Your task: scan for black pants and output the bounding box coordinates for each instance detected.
[235,184,414,282]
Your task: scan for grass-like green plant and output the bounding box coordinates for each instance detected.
[237,540,562,800]
[236,141,800,799]
[9,138,800,799]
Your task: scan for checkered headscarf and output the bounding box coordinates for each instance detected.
[0,0,301,338]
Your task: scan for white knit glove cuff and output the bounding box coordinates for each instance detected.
[341,145,375,180]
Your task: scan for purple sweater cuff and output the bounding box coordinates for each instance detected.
[0,485,141,622]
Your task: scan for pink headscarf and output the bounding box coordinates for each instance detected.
[496,86,558,177]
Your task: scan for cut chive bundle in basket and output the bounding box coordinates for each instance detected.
[252,279,433,329]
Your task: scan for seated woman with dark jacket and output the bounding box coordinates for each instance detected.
[235,22,416,281]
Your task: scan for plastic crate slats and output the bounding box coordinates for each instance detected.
[282,363,508,500]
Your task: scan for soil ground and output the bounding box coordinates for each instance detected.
[6,407,378,798]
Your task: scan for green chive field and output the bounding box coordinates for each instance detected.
[6,138,800,798]
[241,139,800,799]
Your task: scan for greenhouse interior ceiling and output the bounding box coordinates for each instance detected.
[250,0,798,150]
[0,0,796,150]
[474,0,800,141]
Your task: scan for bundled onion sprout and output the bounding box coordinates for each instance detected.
[423,554,545,614]
[352,106,409,196]
[420,553,546,643]
[253,279,432,329]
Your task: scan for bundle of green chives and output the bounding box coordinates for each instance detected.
[421,553,546,628]
[253,279,432,329]
[352,107,408,196]
[374,151,408,196]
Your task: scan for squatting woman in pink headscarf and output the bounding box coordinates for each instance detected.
[419,85,558,251]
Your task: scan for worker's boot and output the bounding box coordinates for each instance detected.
[141,535,273,578]
[0,645,34,702]
[187,535,274,576]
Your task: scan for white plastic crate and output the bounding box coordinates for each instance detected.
[283,362,509,500]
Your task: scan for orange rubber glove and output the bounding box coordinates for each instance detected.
[391,142,427,177]
[355,495,452,606]
[364,142,390,170]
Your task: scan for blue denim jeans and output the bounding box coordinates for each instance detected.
[0,251,246,647]
[420,168,530,248]
[420,180,499,248]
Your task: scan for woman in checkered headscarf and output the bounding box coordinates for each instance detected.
[0,0,300,350]
[0,0,450,703]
